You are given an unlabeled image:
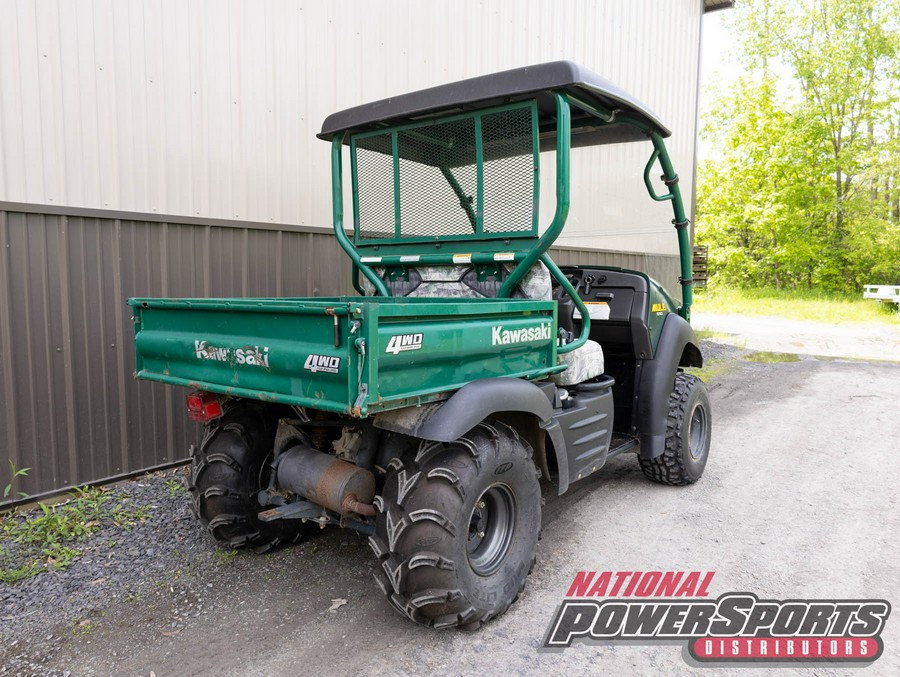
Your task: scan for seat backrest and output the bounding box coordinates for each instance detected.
[361,262,552,300]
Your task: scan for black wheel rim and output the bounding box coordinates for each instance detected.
[467,484,516,576]
[688,403,708,460]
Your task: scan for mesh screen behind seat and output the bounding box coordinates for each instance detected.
[352,102,538,243]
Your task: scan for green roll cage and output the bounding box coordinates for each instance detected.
[327,79,693,355]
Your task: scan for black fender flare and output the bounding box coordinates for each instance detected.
[636,313,703,460]
[373,378,570,489]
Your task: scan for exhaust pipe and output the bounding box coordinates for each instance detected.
[274,444,376,517]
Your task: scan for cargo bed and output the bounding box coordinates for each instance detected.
[129,296,561,417]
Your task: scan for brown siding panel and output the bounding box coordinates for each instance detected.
[1,207,353,500]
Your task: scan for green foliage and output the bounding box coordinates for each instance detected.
[0,560,43,584]
[15,501,96,544]
[164,477,186,497]
[698,0,900,292]
[743,351,801,363]
[0,486,154,584]
[110,502,154,531]
[44,544,82,571]
[3,460,30,499]
[214,548,240,566]
[684,358,733,384]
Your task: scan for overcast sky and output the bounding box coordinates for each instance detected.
[698,8,742,159]
[702,7,744,88]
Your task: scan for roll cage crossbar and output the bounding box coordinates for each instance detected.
[326,63,694,352]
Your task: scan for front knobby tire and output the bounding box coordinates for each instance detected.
[189,401,311,552]
[370,422,541,630]
[640,373,712,486]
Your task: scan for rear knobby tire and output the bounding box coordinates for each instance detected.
[639,373,711,486]
[189,400,311,552]
[369,421,541,630]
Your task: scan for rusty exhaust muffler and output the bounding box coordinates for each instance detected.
[274,444,376,517]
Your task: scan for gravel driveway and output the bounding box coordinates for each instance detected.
[2,341,899,676]
[692,312,900,362]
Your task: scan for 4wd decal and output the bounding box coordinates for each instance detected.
[194,340,270,367]
[385,333,424,355]
[491,322,552,346]
[303,354,341,374]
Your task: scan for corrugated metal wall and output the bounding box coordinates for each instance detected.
[0,204,352,499]
[0,203,677,499]
[0,0,701,255]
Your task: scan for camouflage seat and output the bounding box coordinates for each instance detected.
[362,262,552,300]
[362,261,604,385]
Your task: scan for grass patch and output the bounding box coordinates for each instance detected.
[214,548,239,566]
[684,359,732,383]
[0,486,153,584]
[693,286,899,324]
[3,460,30,500]
[743,351,801,363]
[693,328,733,342]
[164,478,185,497]
[811,354,899,365]
[72,618,95,637]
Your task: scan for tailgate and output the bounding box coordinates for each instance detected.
[129,296,560,416]
[130,297,359,414]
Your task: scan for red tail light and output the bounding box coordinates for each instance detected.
[186,391,223,422]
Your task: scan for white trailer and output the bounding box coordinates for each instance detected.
[863,285,900,312]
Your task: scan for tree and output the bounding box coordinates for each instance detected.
[697,0,900,291]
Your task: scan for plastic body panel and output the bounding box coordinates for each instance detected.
[556,265,701,444]
[319,60,671,143]
[557,266,654,358]
[553,383,615,487]
[128,296,559,417]
[635,312,700,459]
[374,378,555,443]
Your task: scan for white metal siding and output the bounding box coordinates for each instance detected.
[0,0,701,255]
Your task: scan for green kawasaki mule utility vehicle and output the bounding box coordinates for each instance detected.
[129,61,710,630]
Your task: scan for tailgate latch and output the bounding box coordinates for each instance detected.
[353,383,368,417]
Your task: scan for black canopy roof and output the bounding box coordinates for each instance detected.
[318,60,671,149]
